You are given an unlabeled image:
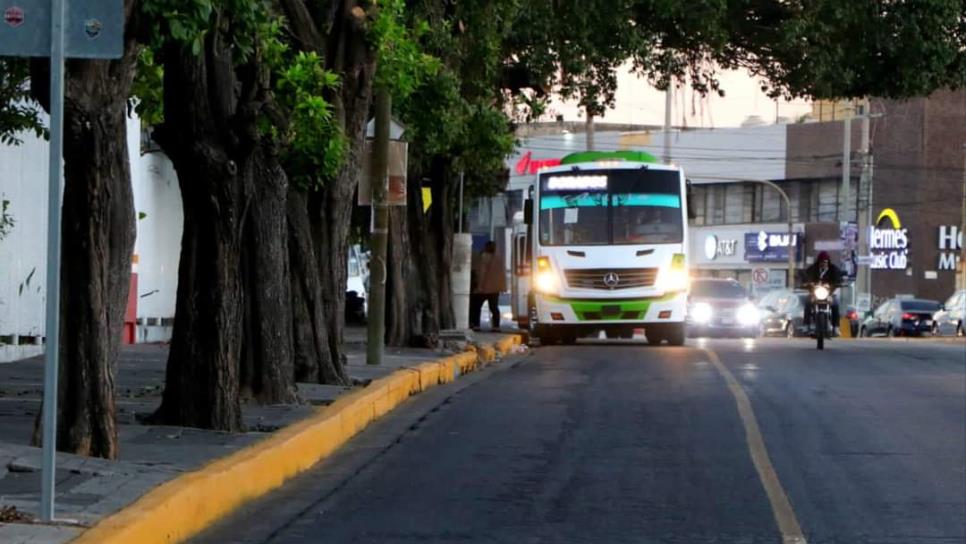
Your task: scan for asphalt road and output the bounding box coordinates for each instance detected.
[193,337,966,544]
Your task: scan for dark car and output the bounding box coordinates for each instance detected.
[687,278,760,338]
[759,291,810,337]
[859,298,941,337]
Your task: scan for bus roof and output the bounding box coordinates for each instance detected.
[560,150,659,165]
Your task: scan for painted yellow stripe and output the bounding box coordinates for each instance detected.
[705,349,808,544]
[73,334,522,544]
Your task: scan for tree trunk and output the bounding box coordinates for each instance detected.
[311,0,377,369]
[429,160,456,330]
[148,21,261,430]
[288,188,348,385]
[27,3,139,459]
[277,0,375,378]
[385,205,411,346]
[240,146,298,403]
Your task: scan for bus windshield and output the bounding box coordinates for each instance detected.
[538,169,682,246]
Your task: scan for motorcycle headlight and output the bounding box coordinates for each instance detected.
[690,302,712,324]
[813,285,830,301]
[737,303,760,326]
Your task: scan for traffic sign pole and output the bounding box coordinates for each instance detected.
[40,0,67,522]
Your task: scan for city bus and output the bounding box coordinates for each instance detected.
[512,150,690,345]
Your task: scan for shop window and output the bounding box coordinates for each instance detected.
[709,185,725,224]
[724,184,744,224]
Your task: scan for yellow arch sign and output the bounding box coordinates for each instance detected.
[876,208,902,229]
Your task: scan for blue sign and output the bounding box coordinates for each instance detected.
[744,231,803,263]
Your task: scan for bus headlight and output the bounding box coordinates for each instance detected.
[737,303,760,326]
[691,302,712,324]
[656,268,689,292]
[813,285,830,301]
[534,256,558,294]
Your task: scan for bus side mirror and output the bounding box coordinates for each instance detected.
[524,199,533,225]
[686,179,696,220]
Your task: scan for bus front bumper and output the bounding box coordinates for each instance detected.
[533,292,687,325]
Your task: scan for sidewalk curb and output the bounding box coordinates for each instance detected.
[71,334,522,544]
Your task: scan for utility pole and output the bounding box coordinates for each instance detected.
[662,86,672,163]
[960,143,966,290]
[366,89,391,365]
[840,106,853,223]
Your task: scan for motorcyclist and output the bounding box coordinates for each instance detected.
[801,251,844,336]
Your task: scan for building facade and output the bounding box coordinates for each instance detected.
[787,89,965,305]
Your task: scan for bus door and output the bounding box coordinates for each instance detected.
[510,229,531,327]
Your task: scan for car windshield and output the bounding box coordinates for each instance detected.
[690,281,747,299]
[538,169,682,246]
[901,300,939,312]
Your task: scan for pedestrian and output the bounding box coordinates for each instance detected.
[471,241,506,331]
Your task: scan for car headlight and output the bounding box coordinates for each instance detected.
[656,268,689,293]
[737,303,760,326]
[813,285,830,301]
[690,302,712,324]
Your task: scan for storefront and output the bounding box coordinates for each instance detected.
[688,223,805,297]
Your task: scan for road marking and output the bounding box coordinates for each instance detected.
[705,349,808,544]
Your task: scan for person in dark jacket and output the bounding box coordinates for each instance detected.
[801,251,844,335]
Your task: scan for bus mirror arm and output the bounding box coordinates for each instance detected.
[685,179,697,220]
[524,199,533,225]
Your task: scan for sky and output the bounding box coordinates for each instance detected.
[540,64,814,129]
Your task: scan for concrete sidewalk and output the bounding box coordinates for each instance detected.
[0,328,523,543]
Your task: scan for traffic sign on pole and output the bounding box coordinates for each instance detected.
[1,0,122,523]
[752,268,769,285]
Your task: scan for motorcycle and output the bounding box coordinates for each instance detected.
[809,283,835,350]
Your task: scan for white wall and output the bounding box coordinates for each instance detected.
[0,114,183,361]
[128,118,182,331]
[0,125,51,361]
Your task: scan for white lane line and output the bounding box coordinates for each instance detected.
[705,348,808,544]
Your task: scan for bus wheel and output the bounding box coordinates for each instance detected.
[560,335,578,345]
[665,325,686,346]
[646,332,664,346]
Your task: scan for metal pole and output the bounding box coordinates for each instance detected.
[366,89,391,365]
[458,171,464,233]
[41,0,67,522]
[960,143,966,290]
[856,101,871,308]
[662,87,672,163]
[840,111,852,222]
[586,109,595,151]
[749,179,795,287]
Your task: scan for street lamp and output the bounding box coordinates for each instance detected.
[751,179,798,289]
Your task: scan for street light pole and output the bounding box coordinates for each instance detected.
[752,179,797,289]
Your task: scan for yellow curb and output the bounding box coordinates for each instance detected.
[72,334,522,544]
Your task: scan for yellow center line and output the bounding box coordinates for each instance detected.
[705,348,808,544]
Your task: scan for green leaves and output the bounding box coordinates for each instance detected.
[0,59,46,146]
[0,198,13,241]
[371,0,441,98]
[276,52,346,188]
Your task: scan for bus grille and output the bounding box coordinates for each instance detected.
[564,268,658,290]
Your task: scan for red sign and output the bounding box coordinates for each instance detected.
[4,6,24,27]
[514,151,561,175]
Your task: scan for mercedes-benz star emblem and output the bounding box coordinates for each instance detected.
[602,272,620,288]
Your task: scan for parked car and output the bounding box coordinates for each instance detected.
[932,289,966,336]
[859,298,941,337]
[843,305,861,337]
[687,278,760,338]
[345,247,368,325]
[759,291,809,337]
